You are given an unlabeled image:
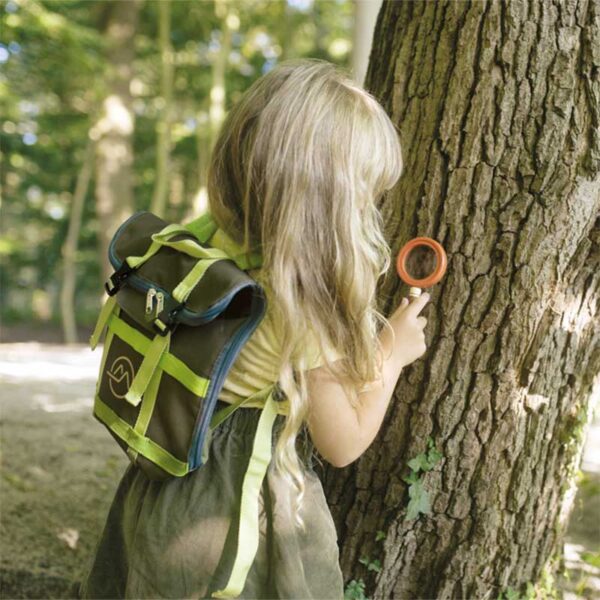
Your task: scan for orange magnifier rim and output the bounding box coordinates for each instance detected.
[396,237,447,288]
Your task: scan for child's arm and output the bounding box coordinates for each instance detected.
[306,293,430,468]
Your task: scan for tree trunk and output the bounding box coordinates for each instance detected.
[150,0,174,218]
[92,0,143,284]
[210,0,237,151]
[321,1,600,598]
[60,137,95,344]
[187,0,237,220]
[352,0,383,86]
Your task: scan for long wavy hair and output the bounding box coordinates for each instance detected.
[206,58,403,530]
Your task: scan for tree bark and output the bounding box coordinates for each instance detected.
[92,0,144,284]
[321,1,600,598]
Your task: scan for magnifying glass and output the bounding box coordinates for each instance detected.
[396,237,447,300]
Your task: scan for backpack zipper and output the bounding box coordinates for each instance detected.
[145,288,157,315]
[155,291,165,317]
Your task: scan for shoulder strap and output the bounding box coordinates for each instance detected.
[210,386,281,598]
[185,211,264,271]
[209,383,278,431]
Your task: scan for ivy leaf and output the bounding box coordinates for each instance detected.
[407,453,429,473]
[426,446,442,467]
[344,578,367,600]
[402,470,420,485]
[404,478,431,520]
[367,559,382,573]
[375,530,386,542]
[358,556,370,566]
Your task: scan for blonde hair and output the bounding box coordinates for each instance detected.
[206,58,403,530]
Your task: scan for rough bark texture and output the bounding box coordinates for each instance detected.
[320,1,600,598]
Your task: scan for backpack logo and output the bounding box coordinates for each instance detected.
[107,356,136,399]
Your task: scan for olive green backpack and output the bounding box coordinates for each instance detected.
[89,209,286,597]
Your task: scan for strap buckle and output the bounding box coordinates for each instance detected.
[152,301,185,336]
[105,261,135,296]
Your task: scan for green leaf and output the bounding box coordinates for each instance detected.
[504,587,521,600]
[367,559,382,573]
[407,453,429,472]
[404,478,431,520]
[402,470,420,485]
[344,578,367,600]
[358,556,370,566]
[426,446,442,466]
[375,530,386,542]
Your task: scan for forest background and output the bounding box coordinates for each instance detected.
[1,0,376,343]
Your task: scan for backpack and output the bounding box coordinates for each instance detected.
[89,209,287,598]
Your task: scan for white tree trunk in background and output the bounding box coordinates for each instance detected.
[352,0,383,86]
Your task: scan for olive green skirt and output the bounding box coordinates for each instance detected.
[78,400,344,599]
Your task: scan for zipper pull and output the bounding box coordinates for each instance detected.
[155,291,165,317]
[145,288,157,315]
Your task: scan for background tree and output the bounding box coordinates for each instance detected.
[93,0,144,282]
[351,0,382,85]
[321,0,600,598]
[59,137,95,344]
[149,0,174,218]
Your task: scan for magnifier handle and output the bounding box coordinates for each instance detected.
[408,286,422,300]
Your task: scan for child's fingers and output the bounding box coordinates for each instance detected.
[406,292,430,316]
[391,297,409,318]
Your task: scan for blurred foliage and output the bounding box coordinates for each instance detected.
[0,0,354,330]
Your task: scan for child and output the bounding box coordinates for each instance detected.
[78,57,429,599]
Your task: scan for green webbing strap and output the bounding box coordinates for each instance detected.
[127,363,165,464]
[125,221,221,271]
[133,363,163,437]
[95,314,118,397]
[209,384,276,431]
[151,228,231,261]
[184,212,218,243]
[184,211,264,271]
[172,257,225,304]
[211,228,263,271]
[124,332,171,407]
[94,395,189,477]
[107,314,210,398]
[211,388,279,599]
[89,295,118,350]
[125,223,185,269]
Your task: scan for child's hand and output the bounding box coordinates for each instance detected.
[387,292,430,368]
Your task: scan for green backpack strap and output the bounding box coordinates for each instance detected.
[185,211,264,271]
[123,332,171,407]
[208,383,276,431]
[210,386,281,598]
[90,295,118,350]
[184,211,218,244]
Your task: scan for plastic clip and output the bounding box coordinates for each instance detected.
[105,262,135,296]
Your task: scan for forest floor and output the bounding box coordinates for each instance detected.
[0,338,598,599]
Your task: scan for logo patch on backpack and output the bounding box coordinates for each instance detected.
[107,356,136,399]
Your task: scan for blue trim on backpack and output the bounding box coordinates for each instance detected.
[188,289,268,469]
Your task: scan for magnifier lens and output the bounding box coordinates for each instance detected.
[405,245,437,280]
